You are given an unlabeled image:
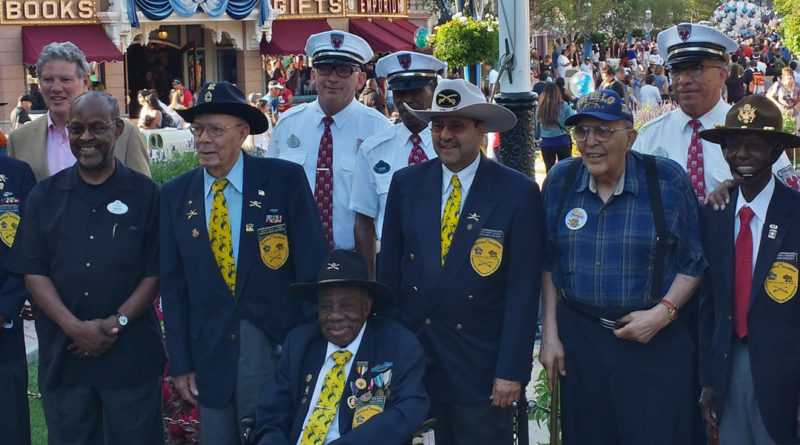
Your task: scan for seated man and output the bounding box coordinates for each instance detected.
[255,249,429,445]
[698,95,800,445]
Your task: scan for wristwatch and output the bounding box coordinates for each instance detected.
[115,312,129,327]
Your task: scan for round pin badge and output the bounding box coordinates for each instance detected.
[107,200,129,215]
[287,134,300,148]
[565,208,587,230]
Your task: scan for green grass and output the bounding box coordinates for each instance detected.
[28,362,47,444]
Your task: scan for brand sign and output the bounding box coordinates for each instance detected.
[1,0,97,24]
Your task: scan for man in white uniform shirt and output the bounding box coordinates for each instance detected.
[267,31,392,250]
[350,51,447,276]
[634,23,799,203]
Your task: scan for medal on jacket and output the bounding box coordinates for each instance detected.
[355,361,369,390]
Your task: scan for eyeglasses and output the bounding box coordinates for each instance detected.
[669,63,724,78]
[67,120,117,136]
[189,123,245,138]
[571,125,630,142]
[314,64,359,78]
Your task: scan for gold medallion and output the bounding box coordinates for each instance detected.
[355,377,367,390]
[764,261,798,303]
[0,212,19,247]
[470,237,503,277]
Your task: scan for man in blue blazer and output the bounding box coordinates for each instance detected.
[0,157,36,445]
[379,78,543,444]
[255,249,429,444]
[699,95,800,444]
[161,82,328,444]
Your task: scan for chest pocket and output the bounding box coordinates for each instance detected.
[279,150,307,167]
[375,170,393,195]
[108,223,145,270]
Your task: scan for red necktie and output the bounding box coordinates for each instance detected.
[734,206,755,339]
[687,119,706,204]
[408,134,428,165]
[315,116,334,250]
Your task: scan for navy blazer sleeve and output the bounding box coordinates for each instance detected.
[495,180,543,382]
[377,173,404,313]
[255,327,300,445]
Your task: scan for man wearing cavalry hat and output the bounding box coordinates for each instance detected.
[350,51,447,276]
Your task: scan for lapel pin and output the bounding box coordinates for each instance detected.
[258,190,265,196]
[249,200,262,208]
[192,228,200,238]
[305,374,313,382]
[187,209,198,220]
[347,395,357,409]
[187,200,193,205]
[768,224,778,240]
[246,223,254,232]
[467,213,480,222]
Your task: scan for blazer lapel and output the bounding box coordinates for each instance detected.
[290,336,328,442]
[440,157,498,282]
[750,183,792,309]
[416,160,444,284]
[715,189,737,310]
[235,154,268,299]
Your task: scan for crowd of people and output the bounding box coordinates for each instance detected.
[2,19,800,445]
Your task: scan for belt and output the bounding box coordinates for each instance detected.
[559,290,629,330]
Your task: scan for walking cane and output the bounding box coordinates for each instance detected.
[549,383,559,445]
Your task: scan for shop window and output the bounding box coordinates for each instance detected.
[186,25,205,48]
[217,49,237,84]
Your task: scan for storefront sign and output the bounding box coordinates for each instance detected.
[0,0,97,24]
[271,0,406,17]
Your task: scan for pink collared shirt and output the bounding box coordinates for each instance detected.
[46,112,76,177]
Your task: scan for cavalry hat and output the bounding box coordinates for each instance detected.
[305,30,373,67]
[699,95,800,148]
[290,249,394,311]
[376,51,448,91]
[176,81,268,134]
[657,23,737,67]
[564,89,633,126]
[405,78,517,132]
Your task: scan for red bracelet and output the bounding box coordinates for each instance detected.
[659,300,678,322]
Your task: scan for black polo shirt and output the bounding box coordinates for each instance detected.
[8,160,165,391]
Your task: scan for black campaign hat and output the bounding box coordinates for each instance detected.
[176,81,268,134]
[290,249,393,311]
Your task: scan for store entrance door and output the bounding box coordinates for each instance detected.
[127,43,183,119]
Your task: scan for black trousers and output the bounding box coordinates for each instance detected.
[0,351,30,445]
[541,145,572,172]
[429,401,513,445]
[557,299,693,445]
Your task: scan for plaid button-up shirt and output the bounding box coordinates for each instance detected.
[542,151,707,310]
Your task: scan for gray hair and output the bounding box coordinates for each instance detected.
[37,42,92,80]
[72,91,120,120]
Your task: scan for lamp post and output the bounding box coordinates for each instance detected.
[583,2,593,62]
[494,0,537,178]
[644,9,654,42]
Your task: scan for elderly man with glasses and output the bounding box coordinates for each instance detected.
[633,23,799,203]
[539,89,707,445]
[267,31,391,251]
[160,81,328,444]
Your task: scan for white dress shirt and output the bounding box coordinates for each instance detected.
[734,176,775,272]
[267,99,391,250]
[440,154,480,218]
[349,124,436,239]
[296,322,367,445]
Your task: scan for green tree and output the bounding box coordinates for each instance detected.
[777,0,800,55]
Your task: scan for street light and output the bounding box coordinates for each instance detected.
[644,9,653,42]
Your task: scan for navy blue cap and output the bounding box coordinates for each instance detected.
[564,89,633,126]
[176,81,268,134]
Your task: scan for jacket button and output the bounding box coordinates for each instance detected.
[425,318,432,325]
[456,323,463,330]
[409,253,415,260]
[727,315,732,321]
[86,262,91,268]
[89,235,94,240]
[723,353,728,359]
[230,334,237,340]
[467,295,474,301]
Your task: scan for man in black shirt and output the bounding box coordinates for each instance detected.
[7,91,165,445]
[9,94,32,129]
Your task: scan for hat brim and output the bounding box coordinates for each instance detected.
[700,127,800,148]
[388,77,436,91]
[405,103,517,132]
[177,102,268,134]
[665,53,726,68]
[290,279,394,312]
[313,54,363,67]
[564,111,633,126]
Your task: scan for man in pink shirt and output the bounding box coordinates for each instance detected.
[7,42,149,182]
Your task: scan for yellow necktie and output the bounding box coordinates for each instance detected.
[441,174,462,265]
[301,350,353,445]
[209,178,236,295]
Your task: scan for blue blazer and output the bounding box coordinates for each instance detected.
[161,153,328,408]
[254,316,429,445]
[0,157,36,366]
[700,183,800,443]
[379,156,543,403]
